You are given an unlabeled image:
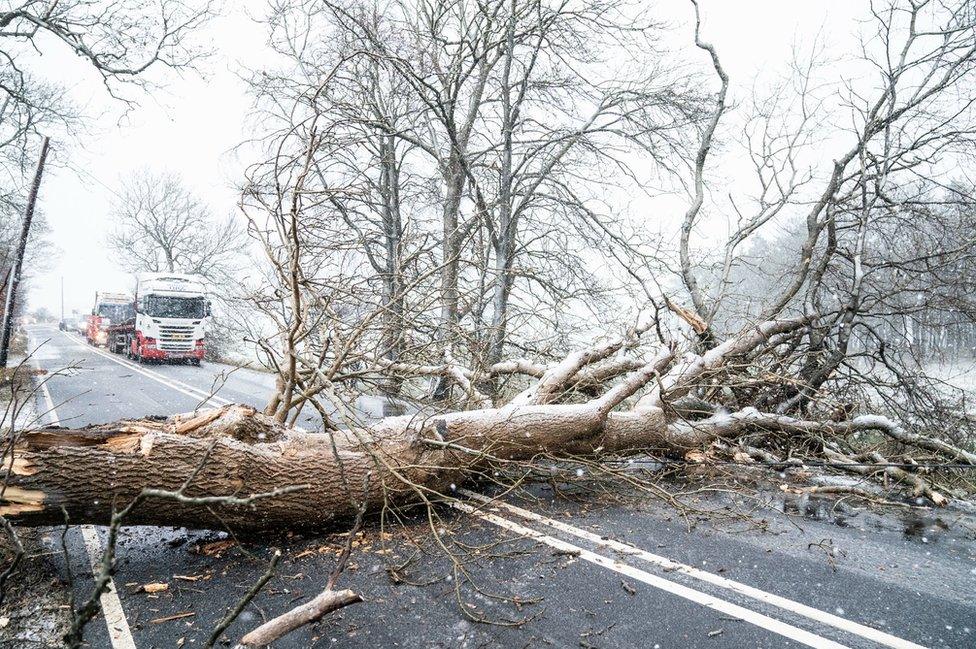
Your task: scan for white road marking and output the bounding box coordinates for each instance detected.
[451,500,852,649]
[460,489,924,649]
[35,371,58,424]
[80,527,137,649]
[36,375,138,649]
[57,330,230,407]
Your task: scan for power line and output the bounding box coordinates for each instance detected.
[63,161,125,202]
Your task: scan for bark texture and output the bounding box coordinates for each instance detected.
[0,401,680,531]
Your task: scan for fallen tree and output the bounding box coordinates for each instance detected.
[3,318,973,532]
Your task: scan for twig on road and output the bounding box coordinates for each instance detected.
[233,482,369,648]
[206,549,282,649]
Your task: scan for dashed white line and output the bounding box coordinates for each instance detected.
[36,375,137,649]
[459,489,924,649]
[79,527,137,649]
[451,500,852,649]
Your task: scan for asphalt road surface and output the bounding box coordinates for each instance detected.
[18,324,976,648]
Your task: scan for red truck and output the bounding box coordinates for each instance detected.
[86,292,134,348]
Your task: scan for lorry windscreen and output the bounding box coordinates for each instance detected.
[144,296,206,319]
[97,304,134,322]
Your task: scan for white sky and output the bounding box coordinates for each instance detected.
[25,0,862,316]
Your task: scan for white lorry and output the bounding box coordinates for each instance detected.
[105,273,210,365]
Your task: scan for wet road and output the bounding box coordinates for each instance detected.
[20,324,976,648]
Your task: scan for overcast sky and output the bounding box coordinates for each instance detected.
[26,0,860,317]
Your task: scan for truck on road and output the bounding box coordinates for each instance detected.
[86,292,134,347]
[103,273,210,365]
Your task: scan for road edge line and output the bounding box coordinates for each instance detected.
[37,375,138,649]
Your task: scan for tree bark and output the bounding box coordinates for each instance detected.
[0,393,690,532]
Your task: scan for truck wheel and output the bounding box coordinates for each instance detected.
[191,358,200,366]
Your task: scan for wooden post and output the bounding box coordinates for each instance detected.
[0,136,50,368]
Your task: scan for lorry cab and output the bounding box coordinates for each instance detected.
[87,293,134,347]
[129,273,209,364]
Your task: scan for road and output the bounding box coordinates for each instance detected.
[19,324,976,648]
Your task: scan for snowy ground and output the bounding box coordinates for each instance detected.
[926,359,976,394]
[924,358,976,415]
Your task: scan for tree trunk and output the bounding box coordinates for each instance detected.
[432,157,465,401]
[379,133,406,396]
[486,5,517,370]
[0,396,692,532]
[0,320,798,531]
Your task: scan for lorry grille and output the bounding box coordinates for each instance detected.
[159,325,196,351]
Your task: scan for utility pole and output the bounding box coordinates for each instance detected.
[60,276,64,325]
[0,136,50,367]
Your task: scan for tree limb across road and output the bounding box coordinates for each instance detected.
[3,317,972,531]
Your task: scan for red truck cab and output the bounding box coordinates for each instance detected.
[86,293,134,347]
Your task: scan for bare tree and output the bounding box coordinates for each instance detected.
[0,0,216,213]
[663,0,976,431]
[108,169,244,282]
[244,0,702,413]
[6,3,976,646]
